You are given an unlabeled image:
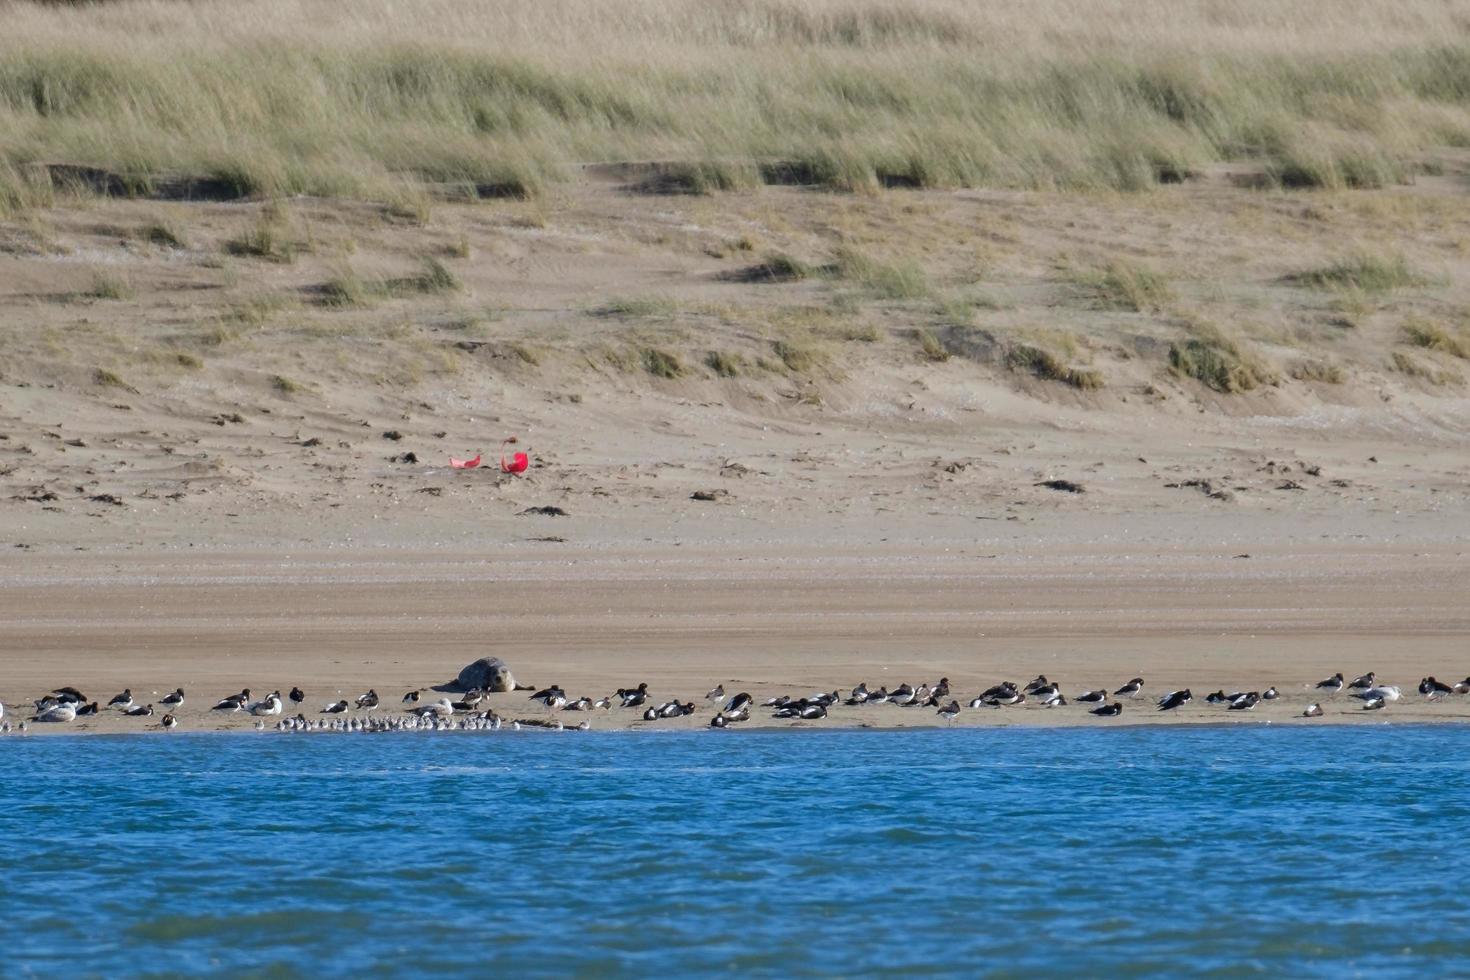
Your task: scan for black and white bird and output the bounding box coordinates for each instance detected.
[249,692,284,717]
[709,713,728,729]
[726,692,752,714]
[937,700,961,721]
[76,701,100,716]
[1354,685,1401,703]
[212,689,250,711]
[844,683,870,705]
[798,703,827,720]
[1115,678,1145,699]
[619,684,650,708]
[289,687,305,704]
[1348,672,1377,690]
[1261,687,1279,701]
[123,703,154,718]
[1302,704,1323,718]
[355,689,379,710]
[1420,677,1454,697]
[1076,689,1108,704]
[1157,689,1192,712]
[1227,692,1259,711]
[402,690,421,705]
[107,689,134,711]
[705,684,725,704]
[1023,675,1050,695]
[322,700,348,714]
[564,696,593,711]
[1205,690,1230,704]
[161,713,178,730]
[1316,673,1344,693]
[161,688,185,707]
[1090,702,1123,717]
[1362,696,1386,711]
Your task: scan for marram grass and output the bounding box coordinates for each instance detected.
[5,0,1470,208]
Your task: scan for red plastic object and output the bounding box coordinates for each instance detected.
[449,455,481,469]
[501,451,529,474]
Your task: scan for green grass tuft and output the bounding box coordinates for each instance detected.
[705,350,742,377]
[641,347,684,378]
[1402,317,1469,359]
[1005,344,1103,389]
[1167,322,1275,393]
[1293,253,1422,293]
[1081,260,1171,312]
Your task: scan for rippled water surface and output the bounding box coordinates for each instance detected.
[3,727,1469,976]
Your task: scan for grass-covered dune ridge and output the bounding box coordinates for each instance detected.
[6,0,1470,206]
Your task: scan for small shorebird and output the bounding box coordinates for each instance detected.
[161,713,178,730]
[123,703,154,717]
[1227,693,1259,711]
[1363,696,1386,711]
[937,700,961,721]
[161,688,185,707]
[108,689,134,711]
[1262,687,1279,700]
[1302,704,1323,717]
[1420,677,1453,697]
[289,687,305,704]
[1076,689,1108,704]
[618,684,649,708]
[76,701,100,716]
[705,684,725,704]
[1090,702,1123,717]
[1316,673,1344,693]
[322,700,348,714]
[1115,678,1145,699]
[1023,675,1050,695]
[1348,672,1377,690]
[402,690,421,704]
[355,689,379,710]
[726,692,752,714]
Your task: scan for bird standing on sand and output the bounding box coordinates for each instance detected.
[1348,672,1377,690]
[1316,673,1344,693]
[402,690,421,705]
[161,688,185,707]
[161,713,178,730]
[289,687,305,704]
[937,700,961,721]
[108,689,134,711]
[706,684,725,704]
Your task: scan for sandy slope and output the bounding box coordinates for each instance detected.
[2,172,1469,732]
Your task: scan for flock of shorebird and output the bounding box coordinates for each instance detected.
[0,671,1464,735]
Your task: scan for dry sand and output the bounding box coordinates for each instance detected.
[2,171,1468,732]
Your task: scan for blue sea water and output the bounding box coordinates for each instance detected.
[3,727,1469,977]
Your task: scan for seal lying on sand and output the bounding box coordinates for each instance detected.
[454,656,529,693]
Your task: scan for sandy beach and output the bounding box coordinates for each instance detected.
[4,169,1470,733]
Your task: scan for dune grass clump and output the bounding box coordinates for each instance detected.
[1168,321,1276,393]
[1391,351,1462,386]
[772,339,824,374]
[402,257,463,295]
[1082,261,1171,312]
[1005,344,1103,389]
[226,218,296,264]
[140,222,186,249]
[751,253,814,283]
[1289,359,1347,384]
[832,247,931,300]
[318,270,375,308]
[92,367,134,390]
[88,272,134,301]
[915,328,949,362]
[1294,253,1423,293]
[271,374,303,393]
[1402,317,1469,359]
[593,295,678,319]
[641,347,684,379]
[705,350,742,377]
